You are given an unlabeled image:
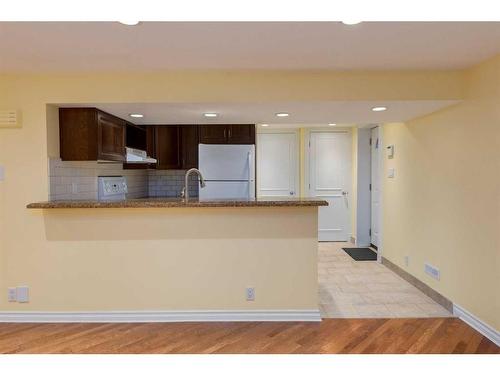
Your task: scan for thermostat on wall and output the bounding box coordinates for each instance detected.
[386,144,395,159]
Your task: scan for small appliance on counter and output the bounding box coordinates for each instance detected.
[198,144,255,200]
[98,176,128,201]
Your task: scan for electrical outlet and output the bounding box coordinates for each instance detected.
[8,287,16,302]
[425,263,440,280]
[246,287,255,301]
[404,255,410,267]
[16,286,29,303]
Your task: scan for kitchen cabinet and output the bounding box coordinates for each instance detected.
[123,123,149,170]
[148,125,199,170]
[59,108,125,162]
[227,124,255,144]
[199,125,227,144]
[155,125,182,169]
[125,123,147,150]
[180,125,199,169]
[199,124,255,144]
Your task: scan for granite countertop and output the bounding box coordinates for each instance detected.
[26,197,329,209]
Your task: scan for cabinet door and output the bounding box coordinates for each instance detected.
[181,125,199,169]
[199,125,228,144]
[227,125,255,144]
[146,126,157,168]
[155,125,182,169]
[97,112,126,161]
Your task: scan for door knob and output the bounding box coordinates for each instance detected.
[342,191,348,196]
[290,191,294,195]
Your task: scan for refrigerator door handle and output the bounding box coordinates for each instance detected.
[248,151,255,199]
[247,151,253,199]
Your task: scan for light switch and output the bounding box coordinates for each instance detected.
[388,168,395,178]
[0,165,4,181]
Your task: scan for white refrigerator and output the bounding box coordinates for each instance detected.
[198,144,255,200]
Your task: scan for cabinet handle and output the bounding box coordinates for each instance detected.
[228,128,232,138]
[224,129,227,138]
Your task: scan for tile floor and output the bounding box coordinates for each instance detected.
[318,242,452,318]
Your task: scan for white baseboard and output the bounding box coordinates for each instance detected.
[0,309,321,323]
[453,304,499,347]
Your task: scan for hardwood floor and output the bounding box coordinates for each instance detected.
[0,318,497,354]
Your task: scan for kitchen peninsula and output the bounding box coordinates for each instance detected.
[26,197,327,321]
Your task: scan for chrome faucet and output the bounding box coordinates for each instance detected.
[181,168,206,201]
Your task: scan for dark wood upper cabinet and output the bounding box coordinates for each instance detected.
[227,124,255,144]
[199,124,255,144]
[199,125,228,144]
[59,108,125,162]
[146,126,156,160]
[125,123,147,151]
[155,125,182,169]
[180,125,199,169]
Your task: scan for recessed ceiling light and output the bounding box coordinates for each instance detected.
[204,113,218,118]
[261,124,269,127]
[119,20,140,26]
[275,112,289,117]
[129,113,144,118]
[328,123,337,126]
[372,106,387,112]
[341,20,362,25]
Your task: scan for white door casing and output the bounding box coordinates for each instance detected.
[257,131,299,198]
[308,131,352,241]
[370,126,380,248]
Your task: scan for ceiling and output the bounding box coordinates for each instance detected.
[1,22,500,72]
[60,101,460,126]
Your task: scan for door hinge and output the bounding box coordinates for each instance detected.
[308,140,311,148]
[369,183,372,191]
[369,138,372,146]
[369,228,372,236]
[308,183,311,189]
[376,138,379,149]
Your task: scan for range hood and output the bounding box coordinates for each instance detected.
[125,147,157,164]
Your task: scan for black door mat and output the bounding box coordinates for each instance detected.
[342,247,378,261]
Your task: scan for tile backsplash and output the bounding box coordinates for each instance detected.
[148,169,199,198]
[48,158,199,200]
[48,158,148,200]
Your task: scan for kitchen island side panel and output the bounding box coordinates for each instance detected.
[6,207,319,312]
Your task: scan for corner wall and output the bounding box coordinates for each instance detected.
[382,55,500,330]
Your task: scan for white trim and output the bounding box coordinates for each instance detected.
[453,304,499,347]
[373,124,384,263]
[0,310,321,323]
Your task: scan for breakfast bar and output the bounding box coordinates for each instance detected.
[26,198,327,321]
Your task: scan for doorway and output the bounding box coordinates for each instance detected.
[370,126,381,249]
[307,131,352,241]
[256,130,299,198]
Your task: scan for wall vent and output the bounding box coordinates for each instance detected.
[0,110,20,128]
[425,263,440,280]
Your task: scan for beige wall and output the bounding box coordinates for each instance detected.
[382,55,500,330]
[3,207,318,311]
[0,67,479,314]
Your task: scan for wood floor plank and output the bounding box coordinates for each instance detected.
[0,318,497,354]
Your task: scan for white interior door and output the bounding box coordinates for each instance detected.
[309,131,352,241]
[370,126,380,248]
[257,131,299,197]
